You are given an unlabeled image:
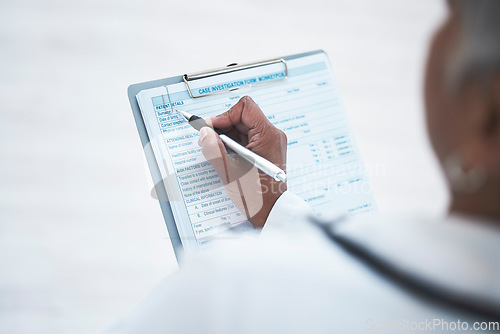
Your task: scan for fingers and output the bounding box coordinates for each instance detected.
[198,127,253,183]
[207,96,287,171]
[198,127,230,184]
[210,96,270,135]
[198,126,263,220]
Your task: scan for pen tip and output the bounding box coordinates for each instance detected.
[176,109,193,120]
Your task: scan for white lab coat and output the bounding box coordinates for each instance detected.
[103,191,500,334]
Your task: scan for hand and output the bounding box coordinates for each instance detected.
[198,96,287,228]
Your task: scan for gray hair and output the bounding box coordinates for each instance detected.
[449,0,500,90]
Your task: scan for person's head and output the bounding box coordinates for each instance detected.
[425,0,500,219]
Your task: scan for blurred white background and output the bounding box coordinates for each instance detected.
[0,0,448,333]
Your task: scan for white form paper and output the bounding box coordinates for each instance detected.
[136,52,376,251]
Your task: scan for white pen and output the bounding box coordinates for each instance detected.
[176,109,287,183]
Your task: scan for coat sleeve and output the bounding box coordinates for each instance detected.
[261,190,313,234]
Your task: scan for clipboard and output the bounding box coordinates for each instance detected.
[127,50,322,260]
[127,50,376,261]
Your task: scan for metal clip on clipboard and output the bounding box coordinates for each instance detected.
[183,58,288,98]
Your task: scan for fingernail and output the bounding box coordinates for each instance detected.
[198,127,209,145]
[205,117,213,127]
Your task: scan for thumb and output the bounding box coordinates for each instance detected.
[198,127,230,184]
